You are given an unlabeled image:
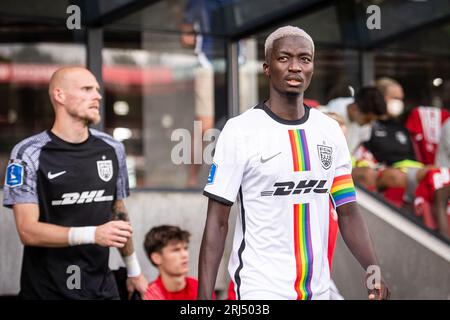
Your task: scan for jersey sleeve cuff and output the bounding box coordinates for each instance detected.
[203,191,234,206]
[116,190,130,200]
[3,198,39,209]
[334,198,357,208]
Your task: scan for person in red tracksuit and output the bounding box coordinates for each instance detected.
[405,106,450,165]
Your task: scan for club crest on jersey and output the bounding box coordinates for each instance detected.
[317,145,332,170]
[97,159,113,182]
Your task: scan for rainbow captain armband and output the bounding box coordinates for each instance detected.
[331,174,357,207]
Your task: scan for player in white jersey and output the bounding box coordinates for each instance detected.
[198,26,390,300]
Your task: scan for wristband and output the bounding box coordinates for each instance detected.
[68,226,97,246]
[124,252,142,277]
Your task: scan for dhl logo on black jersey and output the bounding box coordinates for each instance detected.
[51,190,113,206]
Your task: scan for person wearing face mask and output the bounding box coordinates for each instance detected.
[376,77,405,119]
[351,86,423,204]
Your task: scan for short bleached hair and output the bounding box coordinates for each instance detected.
[264,26,315,61]
[376,77,401,96]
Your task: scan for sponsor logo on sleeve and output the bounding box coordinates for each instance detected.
[5,162,24,188]
[207,162,217,185]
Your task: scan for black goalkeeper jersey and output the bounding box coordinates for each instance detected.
[363,119,416,166]
[3,129,130,299]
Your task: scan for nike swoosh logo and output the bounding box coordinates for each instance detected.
[48,171,66,180]
[260,152,282,163]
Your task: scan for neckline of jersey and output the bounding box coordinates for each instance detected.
[156,275,189,294]
[255,101,311,125]
[47,129,93,146]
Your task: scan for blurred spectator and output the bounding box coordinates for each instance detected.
[321,97,355,150]
[143,225,199,300]
[415,168,450,235]
[351,87,427,205]
[376,77,405,119]
[323,111,348,137]
[405,106,450,165]
[357,110,416,168]
[352,125,426,206]
[351,92,450,235]
[181,0,217,187]
[353,87,388,127]
[323,86,385,154]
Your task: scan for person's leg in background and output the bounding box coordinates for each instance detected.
[434,184,450,238]
[187,63,214,187]
[352,167,378,191]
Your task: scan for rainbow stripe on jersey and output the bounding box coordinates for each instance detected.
[293,203,314,300]
[288,129,311,171]
[331,174,356,207]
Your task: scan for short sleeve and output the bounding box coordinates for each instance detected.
[115,142,130,200]
[90,128,131,200]
[203,119,246,206]
[3,149,39,208]
[330,128,357,208]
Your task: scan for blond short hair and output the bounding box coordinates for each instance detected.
[264,25,315,61]
[376,77,401,96]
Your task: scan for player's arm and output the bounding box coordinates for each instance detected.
[13,203,70,247]
[198,198,231,300]
[112,199,148,299]
[13,203,132,248]
[337,202,390,300]
[198,118,242,299]
[112,199,135,256]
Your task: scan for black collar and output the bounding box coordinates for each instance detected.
[254,101,311,125]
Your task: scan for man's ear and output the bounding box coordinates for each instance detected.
[263,62,270,77]
[150,252,162,266]
[52,88,65,105]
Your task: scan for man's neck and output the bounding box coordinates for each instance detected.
[266,89,305,121]
[160,273,186,292]
[51,116,90,144]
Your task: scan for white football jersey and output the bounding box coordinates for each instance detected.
[204,103,356,300]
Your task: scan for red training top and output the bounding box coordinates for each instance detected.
[144,276,198,300]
